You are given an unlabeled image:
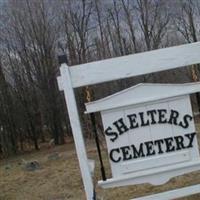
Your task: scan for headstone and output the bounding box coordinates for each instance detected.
[23,160,40,171]
[4,164,11,170]
[48,152,60,161]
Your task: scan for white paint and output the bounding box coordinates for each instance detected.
[57,64,94,200]
[70,42,200,88]
[57,42,200,200]
[132,184,200,200]
[57,76,63,91]
[98,160,200,188]
[95,94,200,187]
[85,82,200,113]
[120,151,190,174]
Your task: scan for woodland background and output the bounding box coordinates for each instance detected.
[0,0,200,158]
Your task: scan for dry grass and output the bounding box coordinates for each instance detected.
[1,135,200,200]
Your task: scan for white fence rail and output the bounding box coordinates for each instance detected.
[69,42,200,88]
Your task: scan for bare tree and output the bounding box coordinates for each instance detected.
[136,0,170,51]
[174,0,200,111]
[3,0,65,147]
[0,0,199,158]
[121,0,138,53]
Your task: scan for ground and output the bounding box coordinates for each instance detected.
[1,137,200,200]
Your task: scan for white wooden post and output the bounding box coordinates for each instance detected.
[57,64,94,200]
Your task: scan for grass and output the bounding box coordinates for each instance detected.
[1,129,200,200]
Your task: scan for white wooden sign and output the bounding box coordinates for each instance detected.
[57,42,200,200]
[85,83,200,189]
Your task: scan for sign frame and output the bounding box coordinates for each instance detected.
[86,90,200,188]
[57,42,200,200]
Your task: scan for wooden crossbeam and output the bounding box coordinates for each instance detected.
[69,42,200,88]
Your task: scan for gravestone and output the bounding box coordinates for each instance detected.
[22,160,40,171]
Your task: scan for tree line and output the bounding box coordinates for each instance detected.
[0,0,199,157]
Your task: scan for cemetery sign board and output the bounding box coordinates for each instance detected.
[85,83,200,188]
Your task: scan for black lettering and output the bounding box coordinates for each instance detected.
[154,139,164,154]
[168,109,179,125]
[139,112,150,127]
[164,137,175,152]
[131,143,145,158]
[120,146,132,161]
[147,110,157,125]
[179,114,193,129]
[104,127,118,142]
[174,135,185,150]
[109,148,121,163]
[113,118,129,135]
[127,114,139,129]
[158,109,167,124]
[185,132,196,148]
[145,141,156,156]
